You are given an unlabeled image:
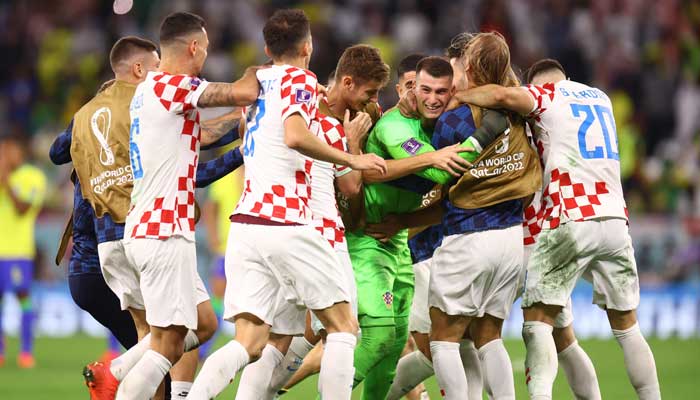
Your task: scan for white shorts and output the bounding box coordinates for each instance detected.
[309,248,358,336]
[408,258,431,334]
[429,225,523,320]
[104,237,210,330]
[224,223,352,331]
[522,218,640,312]
[521,245,573,329]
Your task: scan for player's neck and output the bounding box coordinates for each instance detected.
[325,86,348,118]
[114,73,140,86]
[159,57,197,76]
[420,116,437,131]
[273,56,307,70]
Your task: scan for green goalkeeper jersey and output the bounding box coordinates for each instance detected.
[348,109,451,252]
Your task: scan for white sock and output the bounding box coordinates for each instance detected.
[318,332,356,400]
[235,344,284,400]
[522,321,557,400]
[171,381,193,399]
[558,341,601,400]
[459,339,483,400]
[115,349,171,400]
[184,330,200,352]
[109,333,151,381]
[612,323,661,400]
[269,336,315,392]
[187,340,250,400]
[430,341,468,400]
[478,339,515,400]
[387,350,434,400]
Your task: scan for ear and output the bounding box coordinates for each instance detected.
[189,39,198,57]
[264,45,272,59]
[132,62,144,79]
[395,83,401,98]
[342,75,354,89]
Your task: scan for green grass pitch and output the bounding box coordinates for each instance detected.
[0,335,697,399]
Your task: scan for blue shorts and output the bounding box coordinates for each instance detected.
[0,259,34,292]
[213,256,226,279]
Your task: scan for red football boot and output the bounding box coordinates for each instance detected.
[83,361,119,400]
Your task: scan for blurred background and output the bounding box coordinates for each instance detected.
[0,0,698,397]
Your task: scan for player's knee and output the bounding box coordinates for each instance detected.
[360,325,396,357]
[552,325,577,353]
[606,308,637,331]
[523,302,561,324]
[197,306,219,342]
[472,315,503,348]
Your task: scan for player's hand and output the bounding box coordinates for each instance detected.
[317,83,328,98]
[429,144,474,177]
[343,110,372,154]
[348,153,387,175]
[398,89,420,119]
[365,214,403,243]
[235,65,269,100]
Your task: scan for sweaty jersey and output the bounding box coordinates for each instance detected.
[308,114,352,250]
[125,71,210,241]
[0,164,47,258]
[234,65,318,225]
[524,80,627,229]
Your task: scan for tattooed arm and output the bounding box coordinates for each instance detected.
[197,66,263,108]
[200,109,243,146]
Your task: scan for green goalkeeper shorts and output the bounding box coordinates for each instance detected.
[347,233,415,327]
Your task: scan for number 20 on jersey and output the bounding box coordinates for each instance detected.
[570,103,619,160]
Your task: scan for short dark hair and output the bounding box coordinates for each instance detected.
[109,36,157,72]
[263,9,311,59]
[159,12,206,45]
[335,44,390,85]
[397,54,425,80]
[416,56,453,80]
[525,58,566,83]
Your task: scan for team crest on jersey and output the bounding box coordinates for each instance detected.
[382,291,394,308]
[294,88,312,104]
[401,138,423,155]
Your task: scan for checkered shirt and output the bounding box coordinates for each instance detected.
[308,113,351,250]
[523,80,628,229]
[125,71,209,241]
[234,65,318,225]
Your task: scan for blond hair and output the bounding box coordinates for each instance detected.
[462,32,519,87]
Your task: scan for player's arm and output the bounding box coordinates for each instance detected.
[200,109,242,146]
[196,66,264,108]
[364,203,444,242]
[334,111,373,230]
[362,122,470,185]
[195,147,244,188]
[284,114,386,173]
[49,119,74,165]
[452,84,535,116]
[0,173,31,215]
[201,121,240,150]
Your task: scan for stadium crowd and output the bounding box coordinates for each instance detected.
[0,2,694,399]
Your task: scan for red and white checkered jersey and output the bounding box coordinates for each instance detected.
[523,80,627,230]
[125,71,209,241]
[308,113,352,250]
[523,190,543,246]
[233,65,318,224]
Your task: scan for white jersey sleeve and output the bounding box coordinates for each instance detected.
[526,80,628,230]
